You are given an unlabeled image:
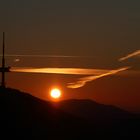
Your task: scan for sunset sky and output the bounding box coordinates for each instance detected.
[0,0,140,112]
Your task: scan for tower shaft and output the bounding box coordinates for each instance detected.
[1,32,5,87]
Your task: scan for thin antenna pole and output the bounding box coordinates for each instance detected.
[1,32,5,87]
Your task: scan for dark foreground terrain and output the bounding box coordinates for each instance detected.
[0,87,139,139]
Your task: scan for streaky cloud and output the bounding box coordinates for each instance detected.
[11,67,130,89]
[11,67,109,75]
[0,54,94,58]
[67,67,130,89]
[119,50,140,61]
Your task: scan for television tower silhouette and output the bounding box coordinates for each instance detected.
[0,32,10,88]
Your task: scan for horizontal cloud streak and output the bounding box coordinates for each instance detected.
[67,67,130,88]
[11,67,109,75]
[0,54,93,58]
[119,50,140,61]
[11,67,130,88]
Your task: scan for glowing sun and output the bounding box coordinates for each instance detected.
[50,88,61,99]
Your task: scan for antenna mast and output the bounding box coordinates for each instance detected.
[1,32,5,87]
[0,32,10,88]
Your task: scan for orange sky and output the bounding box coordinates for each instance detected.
[0,0,140,113]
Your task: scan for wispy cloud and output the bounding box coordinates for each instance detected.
[8,52,132,89]
[67,67,130,88]
[11,67,130,88]
[0,54,93,58]
[11,67,109,75]
[119,50,140,61]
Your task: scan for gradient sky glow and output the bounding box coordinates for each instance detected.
[0,0,140,112]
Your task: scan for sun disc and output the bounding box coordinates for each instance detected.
[50,88,61,99]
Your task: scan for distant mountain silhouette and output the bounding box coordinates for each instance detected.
[0,87,139,139]
[53,99,133,122]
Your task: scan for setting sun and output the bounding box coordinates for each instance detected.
[50,88,61,99]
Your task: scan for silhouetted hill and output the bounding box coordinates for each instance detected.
[53,99,134,122]
[0,87,89,139]
[0,87,139,139]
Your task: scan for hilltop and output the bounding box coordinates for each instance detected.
[0,87,139,139]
